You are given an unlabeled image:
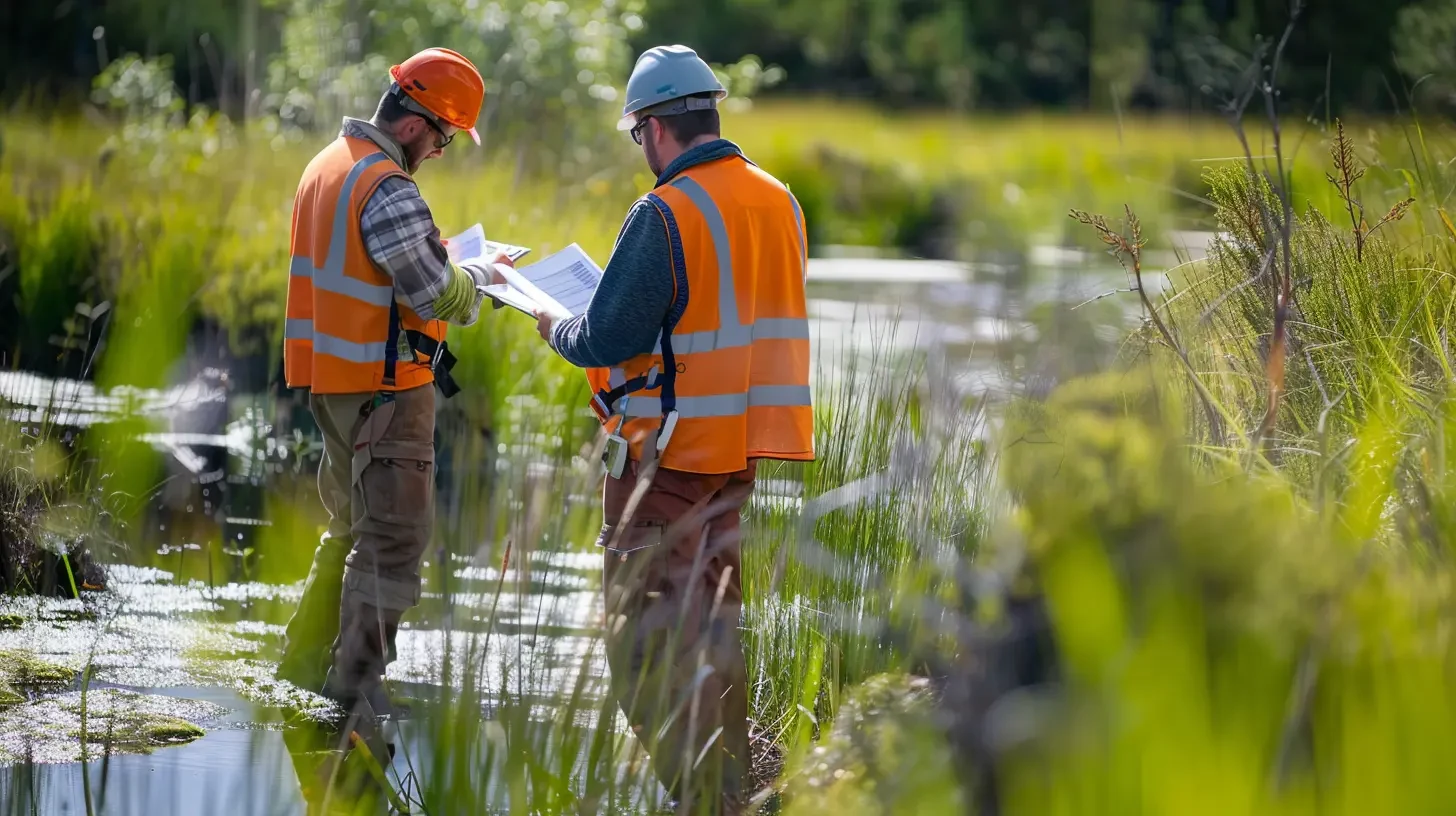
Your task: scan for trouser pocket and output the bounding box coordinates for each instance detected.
[360,452,434,527]
[343,386,436,612]
[349,444,433,610]
[349,390,435,528]
[598,518,665,555]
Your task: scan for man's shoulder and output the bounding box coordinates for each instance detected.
[298,136,346,180]
[357,173,433,250]
[301,137,407,187]
[651,159,795,219]
[361,173,423,213]
[371,173,418,196]
[632,192,668,213]
[617,197,670,241]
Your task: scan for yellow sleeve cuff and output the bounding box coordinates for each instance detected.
[433,261,480,325]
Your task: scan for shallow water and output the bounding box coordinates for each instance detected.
[0,254,1172,813]
[0,549,611,813]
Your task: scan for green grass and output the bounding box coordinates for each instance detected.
[743,320,992,742]
[959,117,1456,816]
[735,101,1369,251]
[3,101,1437,401]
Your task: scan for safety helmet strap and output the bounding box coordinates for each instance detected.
[638,94,719,119]
[390,82,451,133]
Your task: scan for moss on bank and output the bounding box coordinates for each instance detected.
[0,649,77,686]
[0,648,77,707]
[785,673,962,815]
[0,688,221,763]
[68,705,206,751]
[0,650,214,761]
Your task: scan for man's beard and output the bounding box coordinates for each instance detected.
[403,134,433,174]
[644,139,663,178]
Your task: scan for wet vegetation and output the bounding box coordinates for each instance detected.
[0,651,75,707]
[0,689,218,764]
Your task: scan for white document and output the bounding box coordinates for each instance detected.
[444,223,532,264]
[491,243,603,321]
[479,283,543,317]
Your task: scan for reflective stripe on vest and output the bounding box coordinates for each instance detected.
[286,153,395,366]
[286,316,388,364]
[598,175,811,414]
[284,137,447,394]
[621,385,814,419]
[652,317,811,355]
[584,155,815,474]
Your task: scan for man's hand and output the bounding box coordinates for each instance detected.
[487,250,514,286]
[533,309,555,344]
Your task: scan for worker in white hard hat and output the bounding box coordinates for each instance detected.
[533,44,814,813]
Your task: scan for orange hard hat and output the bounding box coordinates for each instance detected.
[389,48,485,145]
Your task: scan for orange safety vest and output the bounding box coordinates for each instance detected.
[584,154,815,475]
[283,135,448,395]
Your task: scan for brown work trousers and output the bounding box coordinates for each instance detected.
[599,459,757,813]
[278,384,435,704]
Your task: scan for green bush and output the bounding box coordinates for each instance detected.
[263,0,645,173]
[5,181,105,375]
[768,145,972,258]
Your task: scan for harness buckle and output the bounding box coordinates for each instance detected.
[400,330,460,399]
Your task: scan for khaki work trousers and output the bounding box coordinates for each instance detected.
[598,459,757,813]
[278,384,436,704]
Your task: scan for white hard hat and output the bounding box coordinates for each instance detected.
[617,44,728,131]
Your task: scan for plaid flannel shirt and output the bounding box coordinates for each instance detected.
[342,118,488,325]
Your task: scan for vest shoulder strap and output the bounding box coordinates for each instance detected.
[643,191,688,419]
[591,192,689,420]
[642,192,690,332]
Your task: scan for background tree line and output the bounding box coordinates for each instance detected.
[645,0,1432,113]
[5,0,1456,124]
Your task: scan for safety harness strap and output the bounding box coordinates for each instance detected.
[403,329,460,399]
[379,300,460,398]
[382,300,402,388]
[652,193,691,419]
[590,192,690,425]
[592,372,653,417]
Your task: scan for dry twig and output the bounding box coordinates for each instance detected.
[1069,207,1226,445]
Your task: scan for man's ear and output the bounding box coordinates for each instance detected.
[396,116,422,142]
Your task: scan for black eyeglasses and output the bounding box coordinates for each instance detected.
[392,85,455,149]
[629,116,653,146]
[421,115,455,149]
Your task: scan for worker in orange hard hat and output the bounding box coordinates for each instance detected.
[384,47,486,169]
[276,46,510,764]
